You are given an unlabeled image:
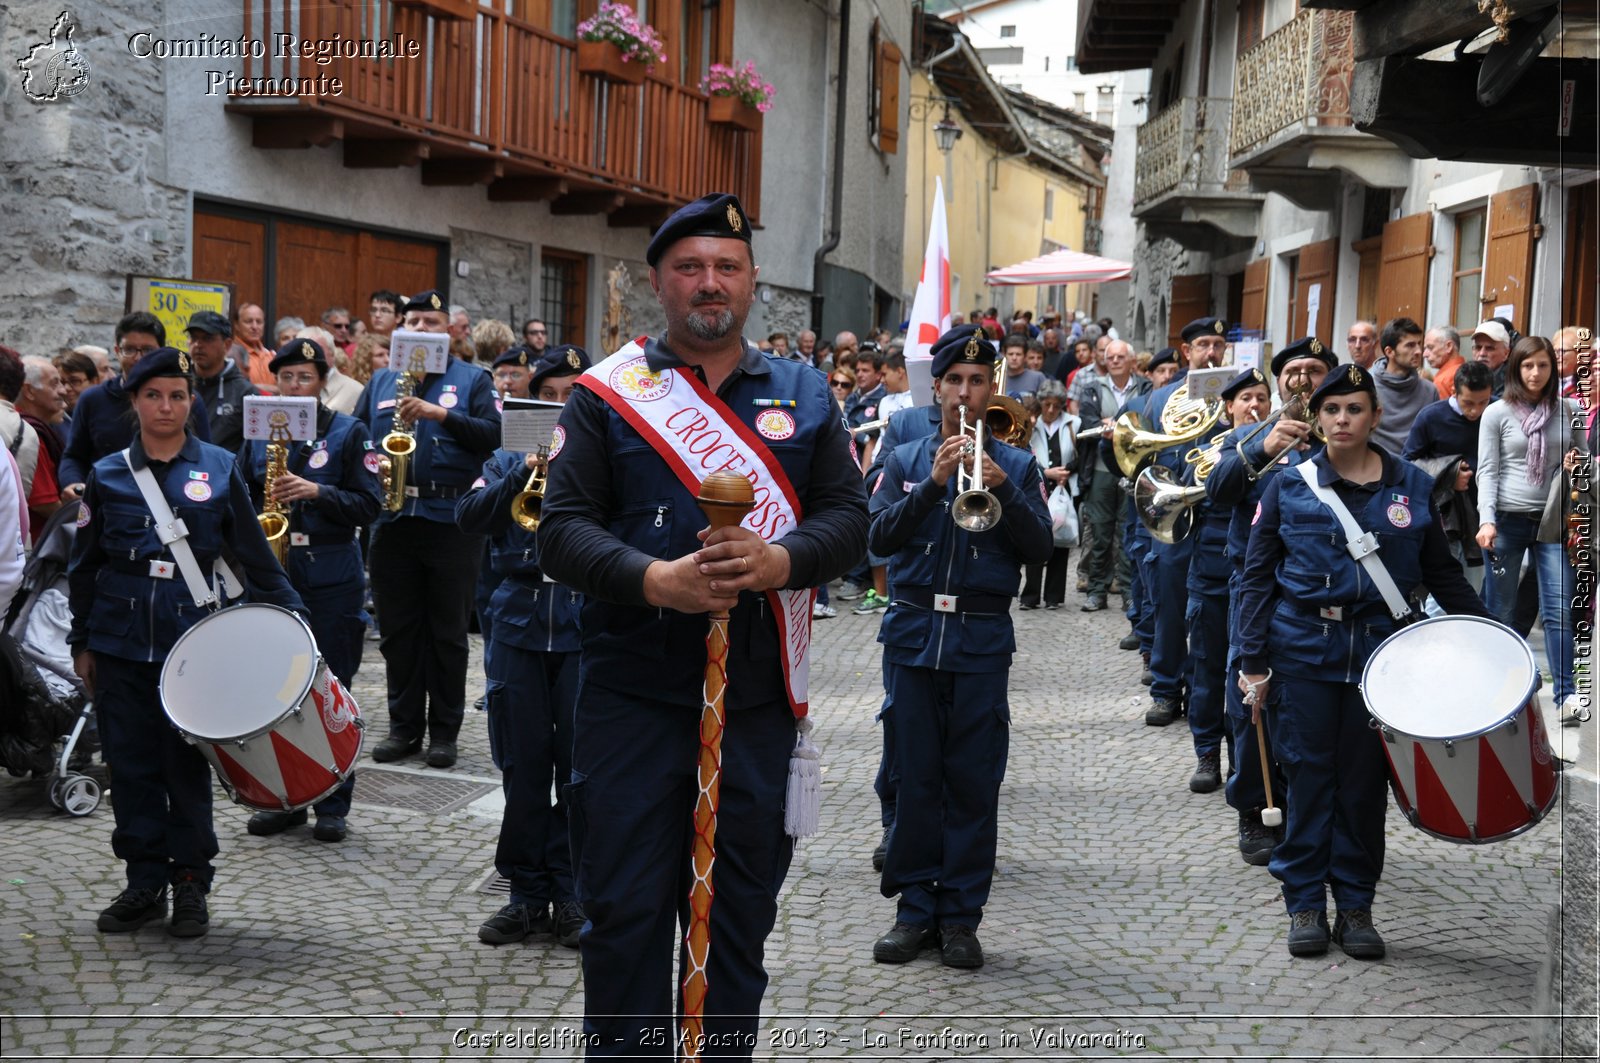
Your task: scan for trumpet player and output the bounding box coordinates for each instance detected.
[356,290,501,769]
[238,339,383,843]
[1206,337,1335,864]
[868,325,1052,970]
[456,344,590,949]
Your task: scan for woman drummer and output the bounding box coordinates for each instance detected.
[239,339,382,843]
[68,347,303,938]
[1235,364,1490,961]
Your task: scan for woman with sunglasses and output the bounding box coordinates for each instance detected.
[828,367,856,412]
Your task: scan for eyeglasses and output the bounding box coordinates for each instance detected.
[118,344,160,358]
[526,328,547,337]
[830,380,851,389]
[330,322,351,331]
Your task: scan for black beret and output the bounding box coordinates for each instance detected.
[929,325,997,378]
[1308,362,1377,412]
[185,310,232,338]
[491,344,537,371]
[1220,367,1269,402]
[124,347,194,392]
[646,193,751,268]
[1147,347,1178,372]
[1180,317,1228,343]
[401,289,448,314]
[530,344,591,390]
[1271,336,1338,377]
[268,338,329,375]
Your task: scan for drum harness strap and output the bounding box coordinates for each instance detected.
[1294,462,1412,623]
[122,451,244,611]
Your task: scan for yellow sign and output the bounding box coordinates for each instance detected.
[125,276,233,348]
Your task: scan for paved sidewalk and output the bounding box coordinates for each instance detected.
[1,593,1591,1059]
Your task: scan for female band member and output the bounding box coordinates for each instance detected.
[1235,364,1490,961]
[69,348,304,938]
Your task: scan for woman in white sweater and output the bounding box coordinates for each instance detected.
[1475,335,1581,717]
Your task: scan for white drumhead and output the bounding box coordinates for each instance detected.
[161,605,319,741]
[1361,615,1535,739]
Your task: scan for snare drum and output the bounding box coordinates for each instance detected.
[160,604,363,812]
[1361,615,1557,844]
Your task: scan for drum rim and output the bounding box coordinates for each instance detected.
[159,603,321,742]
[1394,777,1560,845]
[1360,614,1537,741]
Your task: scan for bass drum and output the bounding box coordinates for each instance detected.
[160,603,363,812]
[1361,615,1557,844]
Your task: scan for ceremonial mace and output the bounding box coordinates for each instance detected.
[681,471,756,1060]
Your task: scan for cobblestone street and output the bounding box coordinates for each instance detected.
[1,595,1591,1059]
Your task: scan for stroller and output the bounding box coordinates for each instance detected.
[0,501,101,815]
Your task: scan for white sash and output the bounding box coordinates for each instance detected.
[579,340,816,717]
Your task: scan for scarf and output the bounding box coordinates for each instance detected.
[1509,400,1551,486]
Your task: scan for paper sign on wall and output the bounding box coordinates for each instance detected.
[390,330,451,375]
[1232,339,1263,373]
[1305,283,1322,337]
[243,396,318,441]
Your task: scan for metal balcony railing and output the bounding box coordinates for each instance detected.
[1133,96,1237,206]
[1230,9,1355,159]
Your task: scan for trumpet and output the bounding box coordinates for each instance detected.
[952,405,1002,532]
[1235,371,1318,480]
[510,447,548,532]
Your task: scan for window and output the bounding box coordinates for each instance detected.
[541,248,588,348]
[1044,188,1055,221]
[1065,54,1078,71]
[679,0,730,86]
[1043,56,1049,72]
[1000,24,1016,37]
[1074,91,1087,112]
[1452,208,1487,329]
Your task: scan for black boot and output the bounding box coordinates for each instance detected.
[1189,750,1221,792]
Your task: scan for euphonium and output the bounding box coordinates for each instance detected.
[379,347,427,512]
[258,422,290,565]
[952,405,1002,532]
[510,446,548,532]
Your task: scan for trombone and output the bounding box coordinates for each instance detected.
[952,405,1001,532]
[1235,371,1318,480]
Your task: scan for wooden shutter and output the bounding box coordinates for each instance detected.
[877,39,902,154]
[193,211,266,312]
[1167,273,1213,347]
[1566,181,1598,331]
[1240,258,1269,332]
[1294,237,1338,342]
[1376,211,1432,324]
[1481,183,1538,330]
[1352,234,1382,324]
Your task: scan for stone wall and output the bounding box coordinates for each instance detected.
[1130,234,1197,349]
[1,1,190,354]
[449,228,533,333]
[1533,777,1598,1060]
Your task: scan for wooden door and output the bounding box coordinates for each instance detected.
[1566,181,1599,331]
[1481,183,1538,330]
[356,233,442,310]
[1240,258,1269,332]
[1376,211,1432,324]
[193,212,266,312]
[1294,237,1338,342]
[1167,273,1212,348]
[275,221,359,326]
[1352,235,1381,324]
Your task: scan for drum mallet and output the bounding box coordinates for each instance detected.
[1241,670,1283,828]
[681,471,756,1062]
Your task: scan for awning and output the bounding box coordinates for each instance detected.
[985,248,1132,286]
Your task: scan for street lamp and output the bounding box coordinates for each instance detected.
[933,103,963,155]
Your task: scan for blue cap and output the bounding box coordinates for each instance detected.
[929,325,997,378]
[530,344,591,390]
[1271,336,1337,377]
[1219,367,1269,402]
[185,309,232,338]
[491,344,536,371]
[124,347,194,392]
[401,289,447,314]
[1308,362,1377,412]
[1147,347,1178,372]
[1180,317,1228,343]
[646,193,751,267]
[268,338,329,375]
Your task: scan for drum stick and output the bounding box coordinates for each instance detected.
[681,471,756,1062]
[1256,717,1282,828]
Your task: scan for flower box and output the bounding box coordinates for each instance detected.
[707,95,763,133]
[577,40,646,86]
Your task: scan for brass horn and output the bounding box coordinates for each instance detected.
[1132,465,1208,544]
[985,359,1035,448]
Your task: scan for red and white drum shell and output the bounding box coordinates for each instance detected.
[1361,615,1558,844]
[159,604,363,812]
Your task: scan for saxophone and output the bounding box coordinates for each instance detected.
[379,347,427,512]
[258,418,291,564]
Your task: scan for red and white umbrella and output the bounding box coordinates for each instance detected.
[985,248,1132,286]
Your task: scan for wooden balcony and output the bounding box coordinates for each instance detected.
[1229,9,1407,210]
[1132,96,1261,251]
[227,1,761,226]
